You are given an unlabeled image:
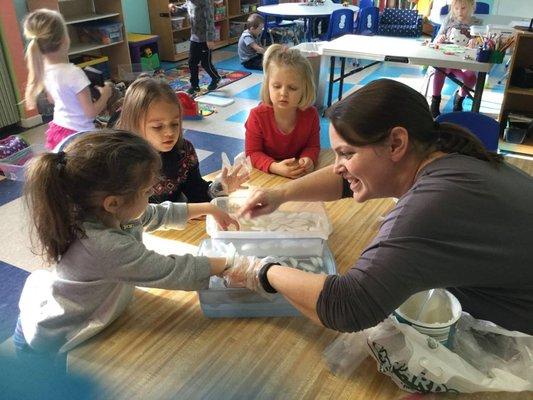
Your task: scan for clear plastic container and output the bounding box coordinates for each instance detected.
[206,195,332,240]
[0,144,45,181]
[197,238,337,318]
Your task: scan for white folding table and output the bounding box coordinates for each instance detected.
[318,34,493,112]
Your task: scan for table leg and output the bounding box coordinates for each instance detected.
[471,71,486,113]
[327,56,336,108]
[339,57,346,102]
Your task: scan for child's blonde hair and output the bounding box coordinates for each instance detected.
[116,77,184,148]
[24,130,161,263]
[260,44,316,109]
[23,9,68,109]
[450,0,475,18]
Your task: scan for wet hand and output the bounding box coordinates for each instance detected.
[210,205,239,231]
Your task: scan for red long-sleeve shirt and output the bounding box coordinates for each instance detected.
[244,103,320,173]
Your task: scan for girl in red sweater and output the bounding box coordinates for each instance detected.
[245,44,320,179]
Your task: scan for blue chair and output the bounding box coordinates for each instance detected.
[377,8,423,37]
[259,0,298,44]
[359,0,374,9]
[354,5,379,35]
[320,9,354,41]
[436,111,499,152]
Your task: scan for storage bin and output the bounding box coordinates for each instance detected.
[197,238,337,318]
[206,195,332,240]
[175,39,191,54]
[171,16,186,30]
[127,33,160,71]
[78,22,124,45]
[241,4,250,13]
[214,24,222,41]
[0,144,45,181]
[230,21,247,38]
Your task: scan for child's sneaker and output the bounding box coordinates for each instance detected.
[187,86,200,95]
[207,78,220,91]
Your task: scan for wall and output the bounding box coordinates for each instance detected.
[492,0,533,18]
[123,0,151,34]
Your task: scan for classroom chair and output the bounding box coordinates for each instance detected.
[259,0,299,44]
[320,9,355,41]
[436,111,500,152]
[377,8,423,37]
[354,5,379,35]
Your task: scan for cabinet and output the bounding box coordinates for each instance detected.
[27,0,131,80]
[498,30,533,156]
[148,0,258,62]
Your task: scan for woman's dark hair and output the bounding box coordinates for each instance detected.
[325,79,502,164]
[24,130,162,263]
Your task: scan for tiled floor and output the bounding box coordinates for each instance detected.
[0,42,513,275]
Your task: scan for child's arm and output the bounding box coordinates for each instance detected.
[244,110,277,173]
[187,203,239,230]
[250,42,265,54]
[205,0,216,48]
[268,158,307,179]
[297,108,321,174]
[77,83,113,119]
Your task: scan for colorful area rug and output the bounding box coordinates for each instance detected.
[163,66,250,93]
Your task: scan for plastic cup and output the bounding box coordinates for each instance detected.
[394,289,462,348]
[476,48,492,63]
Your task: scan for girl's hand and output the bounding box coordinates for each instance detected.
[467,38,477,49]
[97,82,113,101]
[270,158,307,179]
[298,157,314,174]
[220,164,250,194]
[435,34,446,44]
[209,205,239,231]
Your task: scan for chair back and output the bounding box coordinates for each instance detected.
[326,9,354,40]
[359,0,374,9]
[436,111,499,152]
[377,8,423,37]
[354,6,379,35]
[440,2,489,16]
[260,0,278,5]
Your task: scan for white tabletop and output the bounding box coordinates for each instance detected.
[257,1,358,17]
[319,35,492,73]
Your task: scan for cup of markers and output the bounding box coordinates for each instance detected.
[474,33,515,64]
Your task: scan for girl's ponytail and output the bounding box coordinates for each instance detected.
[24,151,79,263]
[24,38,45,110]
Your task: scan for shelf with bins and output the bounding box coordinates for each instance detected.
[498,30,533,156]
[27,0,130,80]
[227,1,259,42]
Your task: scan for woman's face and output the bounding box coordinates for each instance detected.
[142,99,182,152]
[330,125,395,202]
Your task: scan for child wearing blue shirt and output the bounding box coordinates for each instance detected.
[238,14,266,71]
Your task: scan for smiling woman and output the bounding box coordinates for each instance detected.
[225,78,533,336]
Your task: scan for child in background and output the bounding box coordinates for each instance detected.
[117,77,249,203]
[238,14,266,71]
[245,44,320,179]
[169,1,221,95]
[23,9,112,149]
[430,0,477,117]
[15,130,242,355]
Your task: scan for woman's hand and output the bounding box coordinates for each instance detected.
[269,158,307,179]
[219,163,250,194]
[223,256,280,295]
[298,157,314,174]
[238,187,283,219]
[208,205,239,230]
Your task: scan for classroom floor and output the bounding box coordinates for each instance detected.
[0,42,524,342]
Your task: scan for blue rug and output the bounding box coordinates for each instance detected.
[0,261,28,342]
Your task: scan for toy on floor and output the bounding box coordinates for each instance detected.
[195,93,235,106]
[177,91,202,120]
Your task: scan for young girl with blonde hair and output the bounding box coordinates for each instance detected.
[431,0,477,117]
[23,9,112,149]
[15,130,242,355]
[245,44,320,179]
[117,77,249,203]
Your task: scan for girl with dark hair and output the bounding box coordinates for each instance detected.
[15,130,243,355]
[224,79,533,336]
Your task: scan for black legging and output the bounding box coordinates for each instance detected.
[188,41,221,88]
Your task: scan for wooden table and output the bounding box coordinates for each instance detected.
[68,151,533,400]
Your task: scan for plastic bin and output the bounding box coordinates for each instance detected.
[78,22,124,45]
[0,144,45,181]
[197,238,336,318]
[230,21,247,38]
[206,195,332,240]
[175,39,190,54]
[171,16,186,30]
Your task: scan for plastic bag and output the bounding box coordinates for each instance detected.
[209,152,252,197]
[324,314,533,394]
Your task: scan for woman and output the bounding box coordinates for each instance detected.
[225,79,533,335]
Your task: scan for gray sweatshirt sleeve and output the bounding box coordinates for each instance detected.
[141,201,189,232]
[205,0,215,41]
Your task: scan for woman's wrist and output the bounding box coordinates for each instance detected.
[258,263,280,293]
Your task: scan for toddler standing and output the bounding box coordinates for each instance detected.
[169,1,221,94]
[245,44,320,179]
[431,0,477,117]
[117,77,249,203]
[23,9,112,149]
[238,14,266,71]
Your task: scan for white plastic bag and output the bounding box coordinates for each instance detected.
[209,152,252,197]
[324,314,533,394]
